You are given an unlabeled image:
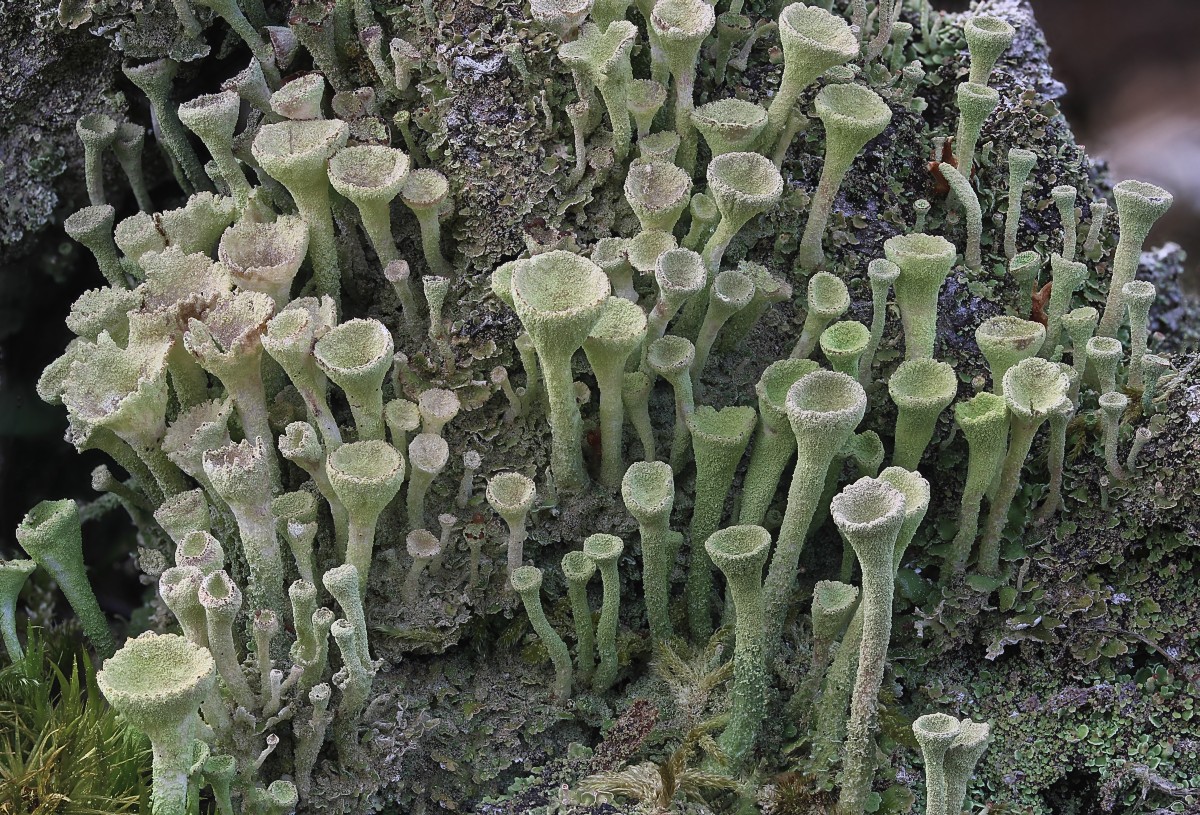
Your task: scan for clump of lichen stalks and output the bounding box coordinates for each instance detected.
[2,0,1199,813]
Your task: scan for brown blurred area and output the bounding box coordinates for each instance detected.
[1027,0,1200,290]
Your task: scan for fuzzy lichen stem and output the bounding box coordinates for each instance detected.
[584,534,624,692]
[1099,392,1129,481]
[16,499,115,659]
[0,560,35,660]
[583,297,646,487]
[707,525,771,765]
[797,84,891,271]
[1053,185,1079,261]
[939,163,983,271]
[1123,281,1156,388]
[684,407,756,641]
[512,566,573,703]
[1034,397,1075,525]
[622,461,675,647]
[762,371,865,663]
[562,551,597,683]
[861,260,899,386]
[948,392,1009,572]
[1126,426,1152,472]
[1097,181,1173,338]
[1003,148,1037,259]
[834,478,906,815]
[978,359,1068,576]
[737,359,817,527]
[1083,199,1109,257]
[123,59,212,195]
[622,372,656,462]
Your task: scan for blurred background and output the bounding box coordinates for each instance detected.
[1027,0,1200,287]
[0,0,1197,618]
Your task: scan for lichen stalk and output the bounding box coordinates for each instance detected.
[511,566,574,703]
[684,406,756,641]
[16,499,115,658]
[797,84,892,271]
[561,551,597,682]
[1097,180,1173,338]
[948,392,1009,572]
[833,477,906,815]
[938,162,983,271]
[978,359,1069,576]
[706,525,771,765]
[762,371,866,662]
[583,533,624,692]
[583,297,647,487]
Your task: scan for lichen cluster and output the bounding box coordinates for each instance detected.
[1,0,1199,814]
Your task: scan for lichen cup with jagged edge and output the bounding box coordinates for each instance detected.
[251,118,349,304]
[691,97,768,157]
[218,215,309,309]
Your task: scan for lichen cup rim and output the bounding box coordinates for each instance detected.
[757,358,820,415]
[327,440,404,487]
[975,315,1046,351]
[814,82,893,138]
[96,631,216,732]
[655,247,706,292]
[510,250,610,335]
[807,271,851,316]
[650,0,715,42]
[313,318,393,374]
[625,161,691,212]
[786,369,867,422]
[626,231,679,272]
[328,144,411,201]
[830,475,906,531]
[647,334,696,373]
[486,471,536,511]
[778,3,859,62]
[884,232,957,270]
[706,151,785,212]
[1002,357,1069,418]
[622,460,675,517]
[821,321,870,354]
[705,524,771,569]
